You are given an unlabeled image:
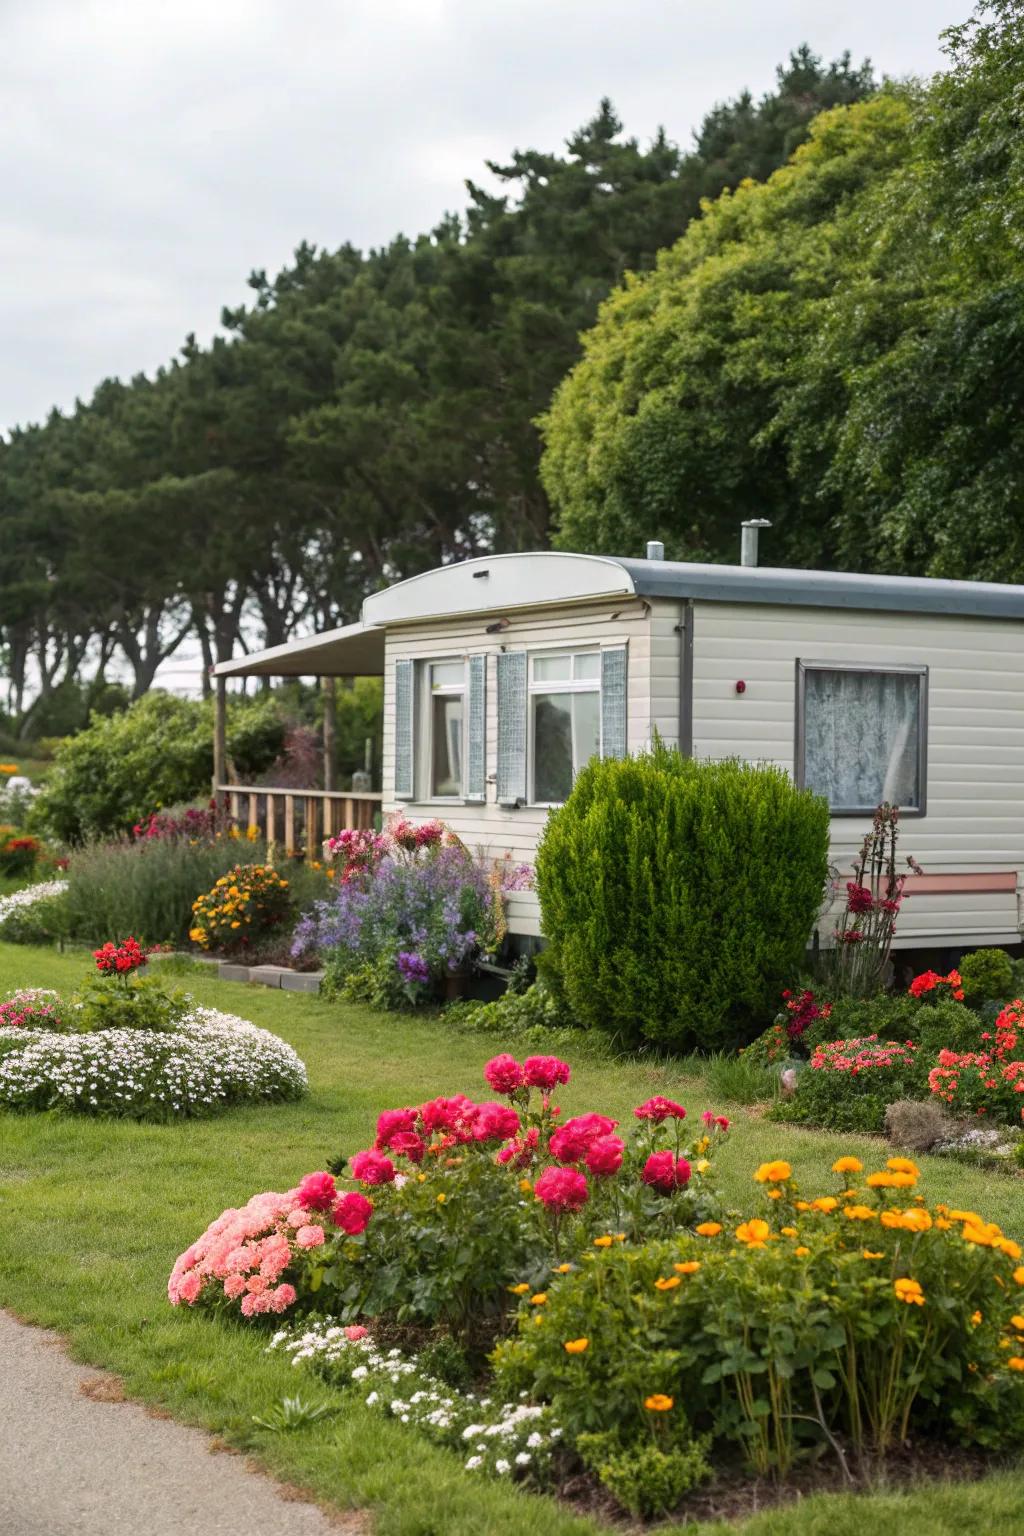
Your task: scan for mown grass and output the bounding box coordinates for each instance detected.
[1,941,1023,1536]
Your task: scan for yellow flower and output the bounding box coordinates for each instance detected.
[844,1205,876,1222]
[644,1394,673,1412]
[812,1197,839,1213]
[1008,1358,1024,1372]
[593,1235,613,1248]
[894,1277,925,1306]
[862,1250,884,1260]
[832,1156,863,1175]
[695,1158,711,1174]
[996,1239,1023,1261]
[898,1209,932,1233]
[886,1157,920,1176]
[795,1200,811,1212]
[673,1261,700,1275]
[417,1173,427,1183]
[767,1189,783,1200]
[781,1226,798,1238]
[1011,1315,1024,1331]
[230,920,241,929]
[795,1246,810,1257]
[655,1276,682,1291]
[695,1222,722,1237]
[971,1311,983,1325]
[509,1283,530,1295]
[518,1179,532,1194]
[563,1338,589,1354]
[614,1233,627,1242]
[1014,1267,1024,1285]
[436,1193,446,1204]
[754,1160,792,1184]
[735,1219,771,1249]
[531,1293,547,1306]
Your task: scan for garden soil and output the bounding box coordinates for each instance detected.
[0,1311,363,1536]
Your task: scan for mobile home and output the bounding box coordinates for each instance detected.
[214,549,1024,953]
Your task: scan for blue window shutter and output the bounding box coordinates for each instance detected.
[496,651,527,805]
[394,658,415,799]
[601,646,628,761]
[466,655,486,802]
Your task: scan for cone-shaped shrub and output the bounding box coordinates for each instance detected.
[535,743,830,1052]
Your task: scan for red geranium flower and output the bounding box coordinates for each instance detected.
[471,1101,521,1142]
[585,1135,624,1178]
[374,1107,418,1150]
[296,1171,337,1212]
[349,1149,396,1185]
[534,1165,589,1212]
[635,1096,687,1123]
[483,1054,525,1096]
[642,1151,692,1193]
[522,1055,571,1090]
[549,1113,618,1164]
[332,1192,373,1234]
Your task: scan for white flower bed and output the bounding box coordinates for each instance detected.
[0,1003,308,1119]
[268,1319,562,1483]
[0,880,67,933]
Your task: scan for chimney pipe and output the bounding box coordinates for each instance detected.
[646,539,665,562]
[740,519,772,568]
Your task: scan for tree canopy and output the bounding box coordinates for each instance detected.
[542,1,1024,581]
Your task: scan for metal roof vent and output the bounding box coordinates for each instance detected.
[645,539,665,561]
[740,519,772,568]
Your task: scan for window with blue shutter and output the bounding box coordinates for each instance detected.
[466,654,487,802]
[600,646,628,761]
[393,658,415,799]
[496,651,527,805]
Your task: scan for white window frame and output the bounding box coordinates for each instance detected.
[795,659,929,817]
[420,657,467,802]
[527,649,602,807]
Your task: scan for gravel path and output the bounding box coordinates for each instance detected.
[0,1311,359,1536]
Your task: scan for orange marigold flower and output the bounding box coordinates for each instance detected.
[898,1209,933,1233]
[1011,1315,1024,1331]
[812,1197,839,1213]
[867,1173,897,1189]
[509,1283,530,1295]
[1014,1267,1024,1285]
[555,1263,573,1274]
[1008,1358,1024,1372]
[894,1277,925,1306]
[695,1222,723,1237]
[862,1250,885,1260]
[518,1179,533,1194]
[795,1246,810,1257]
[781,1226,798,1238]
[530,1292,547,1305]
[754,1160,792,1184]
[593,1235,613,1248]
[767,1189,783,1200]
[996,1239,1023,1261]
[880,1209,905,1228]
[563,1338,589,1354]
[655,1276,682,1291]
[832,1156,863,1174]
[886,1157,920,1176]
[844,1205,876,1222]
[736,1219,771,1248]
[794,1200,811,1212]
[673,1261,701,1275]
[936,1218,952,1230]
[644,1394,674,1412]
[971,1311,983,1325]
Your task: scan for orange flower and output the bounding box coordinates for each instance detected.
[554,1263,573,1274]
[936,1218,952,1230]
[795,1246,810,1257]
[644,1394,674,1412]
[767,1190,783,1200]
[812,1197,838,1213]
[563,1338,589,1354]
[862,1250,884,1260]
[1008,1358,1024,1372]
[754,1160,792,1183]
[781,1226,798,1238]
[894,1277,925,1306]
[794,1200,811,1212]
[695,1222,723,1237]
[593,1235,613,1248]
[509,1283,530,1295]
[1011,1315,1024,1331]
[887,1157,920,1176]
[971,1311,983,1325]
[844,1205,876,1222]
[996,1239,1023,1261]
[832,1156,863,1175]
[898,1208,932,1233]
[735,1219,771,1249]
[673,1261,701,1275]
[1014,1267,1024,1285]
[880,1209,905,1229]
[519,1179,533,1194]
[530,1292,547,1305]
[655,1275,682,1291]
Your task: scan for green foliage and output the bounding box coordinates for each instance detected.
[543,4,1024,584]
[73,973,187,1033]
[536,743,830,1052]
[821,992,982,1055]
[61,837,254,948]
[446,982,587,1052]
[576,1429,712,1517]
[251,1395,338,1432]
[773,1036,924,1134]
[959,948,1015,1005]
[697,1050,781,1105]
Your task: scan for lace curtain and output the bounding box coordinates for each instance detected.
[803,668,922,810]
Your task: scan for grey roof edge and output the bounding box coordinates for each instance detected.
[612,558,1024,620]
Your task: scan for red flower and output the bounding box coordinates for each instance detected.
[296,1171,337,1212]
[386,1130,426,1163]
[642,1151,692,1193]
[549,1113,618,1163]
[634,1096,687,1123]
[471,1101,521,1142]
[419,1094,478,1138]
[375,1107,418,1150]
[349,1150,396,1185]
[845,883,874,915]
[332,1192,373,1235]
[495,1127,539,1168]
[585,1135,624,1178]
[483,1054,525,1097]
[534,1166,589,1212]
[92,936,148,975]
[522,1055,571,1090]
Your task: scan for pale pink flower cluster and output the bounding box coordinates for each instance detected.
[168,1187,316,1317]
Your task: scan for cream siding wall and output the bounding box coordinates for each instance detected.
[690,601,1024,947]
[382,598,660,936]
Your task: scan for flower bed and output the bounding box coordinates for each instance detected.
[0,1001,307,1119]
[0,879,68,942]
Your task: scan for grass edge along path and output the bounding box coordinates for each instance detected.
[1,943,1023,1536]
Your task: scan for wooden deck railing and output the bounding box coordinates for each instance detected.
[215,784,383,857]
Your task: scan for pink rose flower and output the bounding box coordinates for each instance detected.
[296,1171,338,1212]
[344,1324,369,1341]
[270,1284,297,1313]
[223,1274,246,1299]
[634,1097,687,1123]
[522,1055,571,1090]
[332,1192,374,1235]
[534,1165,589,1212]
[386,1130,426,1163]
[549,1113,618,1164]
[349,1150,396,1185]
[484,1054,525,1097]
[472,1101,521,1142]
[641,1151,692,1193]
[585,1135,625,1178]
[375,1107,418,1149]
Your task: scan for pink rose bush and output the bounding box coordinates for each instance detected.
[169,1052,728,1334]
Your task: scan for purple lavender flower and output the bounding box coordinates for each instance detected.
[396,950,430,985]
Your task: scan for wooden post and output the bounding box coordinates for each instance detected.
[213,675,227,804]
[322,676,337,793]
[284,794,296,855]
[266,794,277,846]
[305,796,319,858]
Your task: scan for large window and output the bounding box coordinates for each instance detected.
[529,651,601,805]
[427,660,465,798]
[797,662,927,815]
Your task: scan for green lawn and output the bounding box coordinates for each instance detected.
[1,941,1022,1536]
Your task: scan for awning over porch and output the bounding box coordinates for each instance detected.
[211,621,385,679]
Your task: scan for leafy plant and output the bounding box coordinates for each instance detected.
[773,1036,923,1134]
[536,742,830,1052]
[251,1395,338,1432]
[190,863,294,955]
[698,1051,780,1106]
[826,804,910,999]
[576,1430,712,1517]
[960,948,1015,1006]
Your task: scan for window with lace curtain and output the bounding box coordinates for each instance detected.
[796,662,928,815]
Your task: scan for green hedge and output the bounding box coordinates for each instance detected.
[535,744,830,1053]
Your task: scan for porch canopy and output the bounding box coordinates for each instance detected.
[210,620,385,846]
[211,620,385,680]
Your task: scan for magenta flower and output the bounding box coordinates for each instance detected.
[484,1054,525,1096]
[349,1149,396,1186]
[534,1165,589,1212]
[296,1171,338,1212]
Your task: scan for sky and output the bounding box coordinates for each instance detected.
[2,0,970,441]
